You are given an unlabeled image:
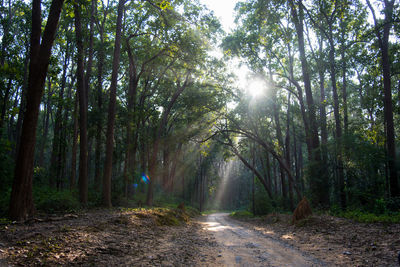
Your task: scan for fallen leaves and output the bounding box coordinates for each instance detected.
[0,208,217,266]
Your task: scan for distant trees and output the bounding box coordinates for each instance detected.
[221,0,399,210]
[2,0,399,219]
[2,0,227,218]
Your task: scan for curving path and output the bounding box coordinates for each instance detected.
[199,213,327,267]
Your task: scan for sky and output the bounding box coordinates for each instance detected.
[199,0,239,33]
[199,0,259,97]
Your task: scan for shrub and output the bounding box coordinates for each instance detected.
[34,187,80,214]
[336,210,400,223]
[230,210,253,218]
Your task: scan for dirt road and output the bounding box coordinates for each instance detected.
[199,213,326,267]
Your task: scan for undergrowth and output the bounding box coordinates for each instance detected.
[334,210,400,223]
[230,210,253,218]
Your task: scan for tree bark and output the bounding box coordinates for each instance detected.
[286,93,294,210]
[70,93,78,190]
[74,2,88,206]
[289,0,325,206]
[102,0,124,207]
[38,78,52,167]
[94,6,105,192]
[366,0,398,197]
[50,40,70,189]
[9,0,64,221]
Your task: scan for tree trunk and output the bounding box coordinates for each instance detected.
[0,78,12,129]
[102,0,124,207]
[74,3,88,206]
[327,30,344,207]
[289,0,324,206]
[38,78,52,167]
[13,42,29,157]
[9,0,64,221]
[286,93,294,210]
[50,41,70,188]
[270,67,287,200]
[70,93,78,190]
[125,42,139,197]
[94,15,105,192]
[366,0,399,197]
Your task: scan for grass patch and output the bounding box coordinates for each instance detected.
[337,210,400,223]
[230,210,253,218]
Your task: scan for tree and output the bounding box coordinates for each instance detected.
[102,0,124,207]
[366,0,399,198]
[9,0,64,221]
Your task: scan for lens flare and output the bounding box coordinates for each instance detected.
[247,79,265,98]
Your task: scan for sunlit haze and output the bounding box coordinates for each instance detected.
[200,0,252,97]
[247,79,266,98]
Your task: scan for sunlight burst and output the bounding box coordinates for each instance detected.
[247,79,265,98]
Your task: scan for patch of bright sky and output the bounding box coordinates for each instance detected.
[199,0,253,97]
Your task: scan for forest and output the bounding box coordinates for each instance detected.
[0,0,399,265]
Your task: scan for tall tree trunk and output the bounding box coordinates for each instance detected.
[328,34,345,209]
[74,3,88,206]
[288,44,311,159]
[340,24,348,134]
[0,78,12,129]
[273,158,277,195]
[94,21,105,192]
[38,78,52,167]
[70,93,78,190]
[289,0,325,206]
[251,143,256,215]
[286,93,294,209]
[9,0,64,221]
[269,66,287,200]
[124,42,139,197]
[84,0,96,183]
[293,125,301,192]
[366,0,398,197]
[102,0,124,207]
[50,41,70,188]
[318,36,328,159]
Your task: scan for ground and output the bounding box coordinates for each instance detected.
[230,213,400,266]
[0,209,399,266]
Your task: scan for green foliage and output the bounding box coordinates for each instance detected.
[33,187,80,214]
[334,210,400,223]
[331,196,400,223]
[230,210,253,218]
[0,132,14,193]
[0,188,11,217]
[0,217,12,225]
[87,188,102,207]
[253,180,274,214]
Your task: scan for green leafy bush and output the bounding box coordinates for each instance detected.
[33,187,80,214]
[230,210,253,218]
[335,210,400,223]
[0,188,11,217]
